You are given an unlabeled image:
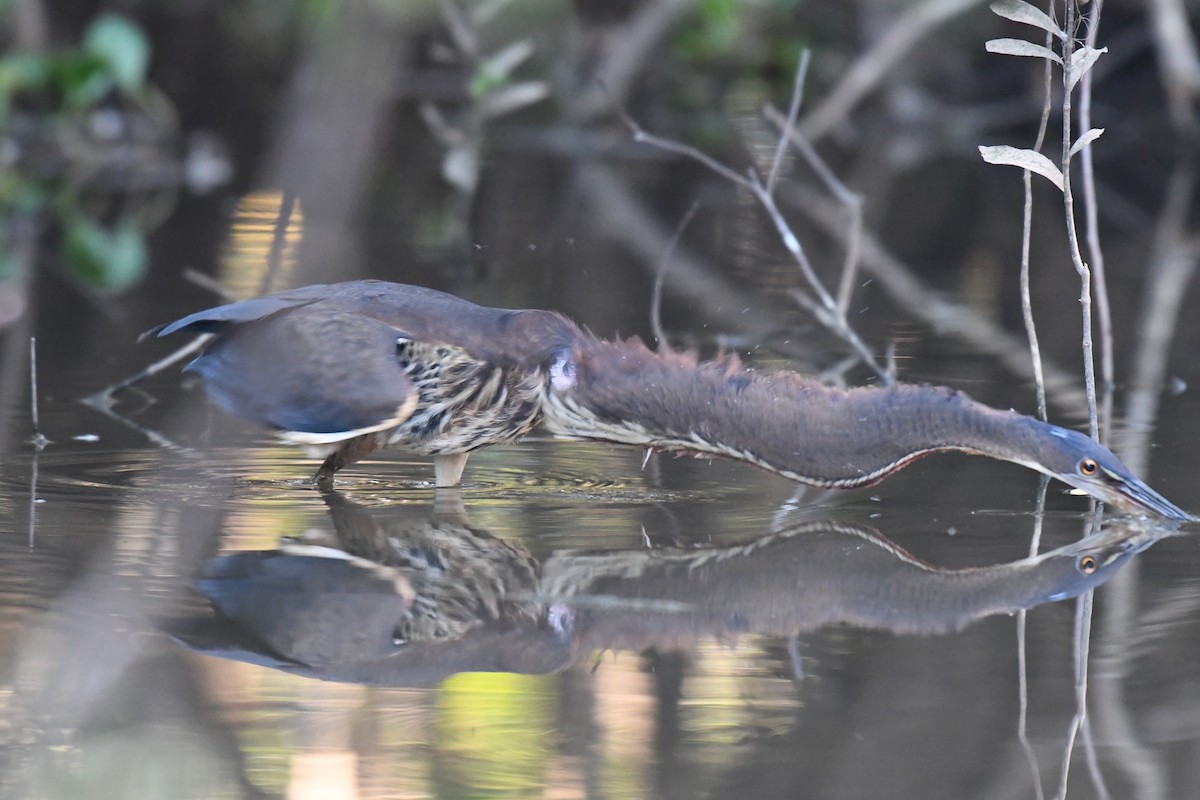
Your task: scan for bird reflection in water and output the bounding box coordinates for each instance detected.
[170,492,1172,685]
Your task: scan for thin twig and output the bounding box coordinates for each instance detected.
[29,337,47,449]
[566,0,694,121]
[650,202,700,351]
[578,165,791,348]
[762,104,865,319]
[626,124,753,191]
[1020,7,1058,423]
[766,50,811,196]
[748,172,837,314]
[260,191,297,296]
[84,334,212,408]
[798,0,986,143]
[782,182,1091,413]
[1078,0,1114,414]
[624,114,892,383]
[183,268,236,301]
[1061,0,1100,441]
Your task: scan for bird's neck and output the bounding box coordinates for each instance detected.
[542,339,1039,488]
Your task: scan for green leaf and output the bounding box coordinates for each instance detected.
[978,144,1064,191]
[63,218,147,293]
[985,38,1062,64]
[0,233,15,281]
[989,0,1065,39]
[83,13,150,92]
[56,55,114,109]
[0,53,54,91]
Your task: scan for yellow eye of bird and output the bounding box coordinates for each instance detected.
[1079,458,1098,477]
[1078,555,1099,575]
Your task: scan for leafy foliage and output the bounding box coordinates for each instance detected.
[1,12,156,293]
[979,0,1105,187]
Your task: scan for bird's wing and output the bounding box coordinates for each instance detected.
[188,306,418,441]
[153,282,345,337]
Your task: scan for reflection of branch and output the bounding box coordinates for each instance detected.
[797,0,986,143]
[84,333,211,408]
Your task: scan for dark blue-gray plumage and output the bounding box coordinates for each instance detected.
[156,280,1190,519]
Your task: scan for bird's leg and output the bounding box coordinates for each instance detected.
[313,434,382,486]
[434,452,469,487]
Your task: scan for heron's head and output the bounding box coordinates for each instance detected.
[1019,423,1191,521]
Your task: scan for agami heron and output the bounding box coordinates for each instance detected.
[156,280,1190,519]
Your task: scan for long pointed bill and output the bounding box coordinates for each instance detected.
[1089,474,1194,522]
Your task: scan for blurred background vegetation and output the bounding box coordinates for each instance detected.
[1,0,1198,381]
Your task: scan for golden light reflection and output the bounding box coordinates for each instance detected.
[434,672,556,797]
[592,655,654,798]
[219,190,303,299]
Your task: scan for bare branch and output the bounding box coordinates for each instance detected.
[782,182,1092,413]
[1060,0,1100,440]
[1020,10,1058,423]
[626,124,754,190]
[762,104,865,318]
[1077,1,1113,398]
[29,337,47,449]
[766,50,811,196]
[650,202,701,351]
[627,115,891,382]
[799,0,986,142]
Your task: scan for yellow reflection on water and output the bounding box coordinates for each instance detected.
[219,190,303,298]
[434,672,557,797]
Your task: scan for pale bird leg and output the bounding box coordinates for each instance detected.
[435,452,470,488]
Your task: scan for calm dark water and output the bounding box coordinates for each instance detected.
[5,3,1200,799]
[1,325,1197,799]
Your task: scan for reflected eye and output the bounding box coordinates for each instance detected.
[1078,554,1099,575]
[1078,458,1099,477]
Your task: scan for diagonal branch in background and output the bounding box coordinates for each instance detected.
[782,182,1091,416]
[798,0,988,143]
[762,104,865,320]
[577,164,796,351]
[566,0,695,122]
[621,101,892,383]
